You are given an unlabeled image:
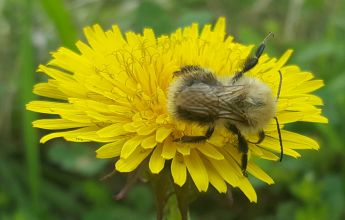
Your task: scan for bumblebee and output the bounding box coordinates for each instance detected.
[167,33,283,176]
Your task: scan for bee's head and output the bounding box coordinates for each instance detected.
[233,77,277,134]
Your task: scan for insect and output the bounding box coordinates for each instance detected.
[167,32,283,176]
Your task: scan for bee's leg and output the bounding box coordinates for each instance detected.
[232,32,274,82]
[238,134,249,177]
[226,124,249,176]
[174,125,214,143]
[274,117,284,162]
[173,65,203,77]
[248,130,265,144]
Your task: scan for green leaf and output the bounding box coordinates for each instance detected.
[133,0,173,35]
[176,10,214,28]
[48,142,108,176]
[39,0,77,49]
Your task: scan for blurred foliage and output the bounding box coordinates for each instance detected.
[0,0,344,219]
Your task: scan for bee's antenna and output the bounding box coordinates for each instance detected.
[276,70,283,100]
[274,117,283,162]
[262,32,274,45]
[232,32,275,83]
[254,32,274,60]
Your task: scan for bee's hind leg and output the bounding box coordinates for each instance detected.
[174,125,214,143]
[226,124,249,177]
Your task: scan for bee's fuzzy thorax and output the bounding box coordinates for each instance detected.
[167,76,185,120]
[230,76,276,134]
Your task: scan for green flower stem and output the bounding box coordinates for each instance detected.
[151,166,194,220]
[173,181,190,220]
[151,167,173,220]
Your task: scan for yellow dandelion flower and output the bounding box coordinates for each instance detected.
[27,17,327,203]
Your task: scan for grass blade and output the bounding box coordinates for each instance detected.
[18,0,40,214]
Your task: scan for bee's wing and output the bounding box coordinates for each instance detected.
[176,83,218,120]
[217,85,248,123]
[175,83,247,124]
[174,83,221,123]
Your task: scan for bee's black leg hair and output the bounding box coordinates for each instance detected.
[174,125,215,143]
[226,124,249,177]
[232,32,274,83]
[248,130,265,144]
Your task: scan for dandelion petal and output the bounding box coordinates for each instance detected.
[121,136,145,159]
[116,148,152,172]
[171,155,187,186]
[184,150,209,192]
[156,127,172,143]
[149,145,165,174]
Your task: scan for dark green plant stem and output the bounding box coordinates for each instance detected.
[19,0,40,214]
[151,167,173,220]
[151,165,196,220]
[174,182,190,220]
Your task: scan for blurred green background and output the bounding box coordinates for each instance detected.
[1,0,344,219]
